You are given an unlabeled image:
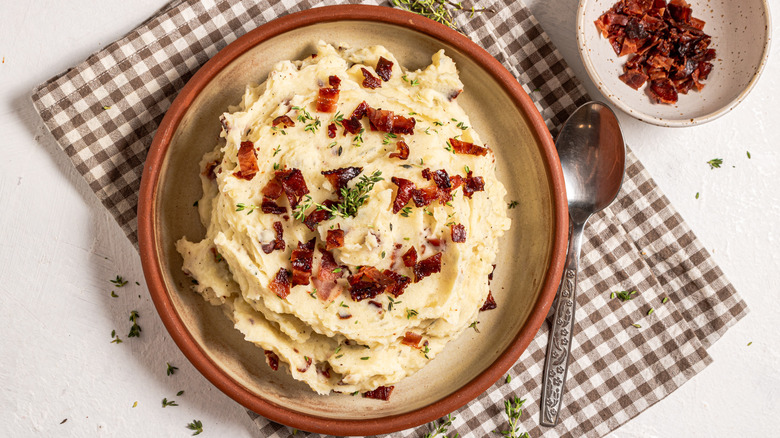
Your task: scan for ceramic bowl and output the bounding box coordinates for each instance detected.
[577,0,771,126]
[138,5,567,435]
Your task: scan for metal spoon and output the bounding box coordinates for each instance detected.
[540,101,625,427]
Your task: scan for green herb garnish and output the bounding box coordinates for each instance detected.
[613,290,637,302]
[468,321,480,333]
[315,170,383,218]
[186,420,203,435]
[128,310,141,338]
[406,308,418,319]
[236,203,259,214]
[498,396,529,438]
[161,397,178,408]
[110,276,128,287]
[423,413,457,438]
[707,158,723,169]
[507,200,519,209]
[166,363,178,376]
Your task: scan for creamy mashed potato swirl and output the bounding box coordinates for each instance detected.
[176,42,511,395]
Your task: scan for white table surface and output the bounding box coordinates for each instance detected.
[2,1,778,436]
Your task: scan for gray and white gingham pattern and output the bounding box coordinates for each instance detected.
[31,0,748,436]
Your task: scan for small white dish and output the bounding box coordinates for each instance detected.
[577,0,772,127]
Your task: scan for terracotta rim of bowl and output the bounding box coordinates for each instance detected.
[138,5,567,435]
[576,0,773,127]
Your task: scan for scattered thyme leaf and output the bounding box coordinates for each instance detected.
[166,363,178,376]
[161,397,178,408]
[468,321,480,333]
[273,145,282,156]
[406,308,419,319]
[186,419,204,435]
[387,296,401,312]
[747,341,753,346]
[505,374,512,384]
[695,192,700,199]
[662,297,669,304]
[360,356,370,360]
[507,201,519,209]
[110,291,118,298]
[632,323,642,328]
[747,151,751,159]
[177,390,184,396]
[647,307,655,316]
[613,290,637,302]
[707,158,723,169]
[133,401,138,408]
[110,276,128,287]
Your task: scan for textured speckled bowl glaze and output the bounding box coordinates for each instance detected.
[578,0,771,127]
[138,5,567,435]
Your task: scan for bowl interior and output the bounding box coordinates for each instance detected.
[578,0,771,126]
[153,19,558,429]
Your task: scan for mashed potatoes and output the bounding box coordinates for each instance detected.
[176,42,511,396]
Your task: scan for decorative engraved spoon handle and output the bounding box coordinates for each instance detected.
[540,223,585,427]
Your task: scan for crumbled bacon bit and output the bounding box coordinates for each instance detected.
[322,167,363,194]
[326,229,345,250]
[449,138,488,156]
[316,87,340,113]
[375,57,394,81]
[427,237,443,247]
[449,174,464,190]
[350,101,369,119]
[261,199,286,215]
[367,107,416,135]
[342,116,363,135]
[338,311,352,320]
[411,185,439,207]
[329,75,341,89]
[313,247,344,302]
[202,160,218,180]
[318,364,331,379]
[296,356,312,373]
[431,169,451,189]
[272,115,295,127]
[383,269,411,297]
[275,168,310,208]
[261,221,286,254]
[389,140,409,160]
[291,238,315,286]
[421,168,431,180]
[448,89,462,101]
[368,300,383,309]
[234,141,259,180]
[451,224,466,243]
[488,264,497,282]
[402,247,418,267]
[348,266,393,302]
[303,208,333,231]
[361,68,382,89]
[414,252,442,282]
[264,350,279,371]
[480,291,497,311]
[261,179,284,199]
[327,123,337,138]
[363,385,394,401]
[401,331,423,347]
[595,0,716,104]
[462,173,485,198]
[390,177,416,213]
[269,268,291,299]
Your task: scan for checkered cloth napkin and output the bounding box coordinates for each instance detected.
[31,0,748,436]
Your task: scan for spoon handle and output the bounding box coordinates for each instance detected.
[540,222,585,427]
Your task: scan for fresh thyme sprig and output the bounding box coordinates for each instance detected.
[128,310,141,338]
[236,203,260,214]
[292,195,315,221]
[498,396,529,438]
[424,414,459,438]
[315,171,384,218]
[353,128,365,147]
[186,420,204,435]
[392,0,494,30]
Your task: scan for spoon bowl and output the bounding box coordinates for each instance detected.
[540,101,625,426]
[556,102,625,224]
